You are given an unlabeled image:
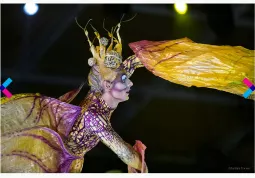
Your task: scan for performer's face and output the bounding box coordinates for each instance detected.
[110,73,133,102]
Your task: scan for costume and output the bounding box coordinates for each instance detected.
[129,38,254,100]
[1,21,145,173]
[1,19,254,173]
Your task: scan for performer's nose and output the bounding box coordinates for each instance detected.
[127,79,133,87]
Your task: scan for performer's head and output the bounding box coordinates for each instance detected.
[88,66,133,102]
[80,20,143,104]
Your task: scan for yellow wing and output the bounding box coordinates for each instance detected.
[1,93,82,172]
[129,38,255,100]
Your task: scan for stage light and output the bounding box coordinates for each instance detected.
[23,3,39,16]
[174,3,188,15]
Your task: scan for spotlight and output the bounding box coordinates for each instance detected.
[24,3,39,16]
[174,3,188,15]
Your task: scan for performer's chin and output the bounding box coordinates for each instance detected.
[122,93,130,102]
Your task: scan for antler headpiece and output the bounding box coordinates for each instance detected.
[76,16,143,82]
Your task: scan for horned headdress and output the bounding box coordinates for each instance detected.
[76,18,144,83]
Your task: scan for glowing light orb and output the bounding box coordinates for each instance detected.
[174,3,188,15]
[23,3,39,16]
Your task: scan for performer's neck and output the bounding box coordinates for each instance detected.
[101,92,119,109]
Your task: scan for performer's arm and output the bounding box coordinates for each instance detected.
[85,111,145,171]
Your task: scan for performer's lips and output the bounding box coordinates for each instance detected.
[126,89,130,94]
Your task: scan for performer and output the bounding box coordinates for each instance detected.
[1,20,147,173]
[1,17,254,173]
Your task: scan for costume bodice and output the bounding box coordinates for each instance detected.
[64,92,114,156]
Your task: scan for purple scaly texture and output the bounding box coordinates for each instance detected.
[65,93,115,156]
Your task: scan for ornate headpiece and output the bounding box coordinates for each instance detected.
[76,18,144,82]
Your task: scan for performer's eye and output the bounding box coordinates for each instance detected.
[121,74,127,83]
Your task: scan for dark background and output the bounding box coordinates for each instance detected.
[1,4,254,173]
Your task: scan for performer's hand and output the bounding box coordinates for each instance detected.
[127,140,148,173]
[143,162,149,173]
[128,161,148,173]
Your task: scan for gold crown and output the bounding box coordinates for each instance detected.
[76,19,124,82]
